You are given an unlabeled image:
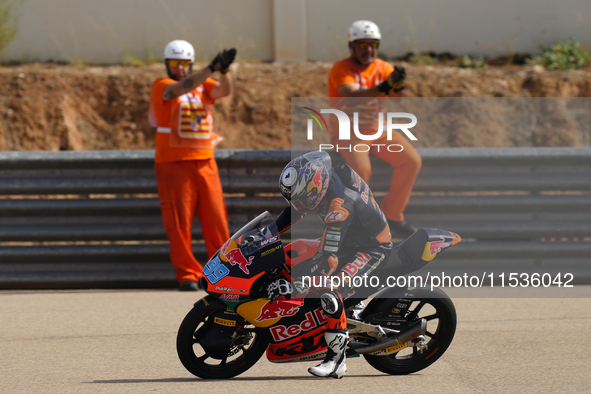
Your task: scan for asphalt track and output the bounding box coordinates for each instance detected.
[1,288,590,394]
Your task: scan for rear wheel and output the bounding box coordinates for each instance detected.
[362,287,457,375]
[176,307,269,379]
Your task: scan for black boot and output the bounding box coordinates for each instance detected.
[388,220,417,239]
[179,280,199,291]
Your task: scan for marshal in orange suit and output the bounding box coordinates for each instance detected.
[150,40,236,291]
[328,21,422,239]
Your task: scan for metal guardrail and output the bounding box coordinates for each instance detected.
[1,148,590,289]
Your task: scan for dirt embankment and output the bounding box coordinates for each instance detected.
[1,62,591,151]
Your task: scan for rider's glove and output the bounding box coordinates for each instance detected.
[377,66,406,94]
[292,278,310,295]
[267,278,292,303]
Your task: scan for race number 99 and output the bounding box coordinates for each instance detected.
[203,256,230,284]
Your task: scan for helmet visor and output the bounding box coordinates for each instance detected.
[291,188,323,213]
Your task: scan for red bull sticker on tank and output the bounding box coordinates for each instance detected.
[255,299,303,322]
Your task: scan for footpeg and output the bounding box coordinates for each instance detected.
[413,335,428,354]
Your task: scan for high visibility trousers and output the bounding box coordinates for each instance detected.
[155,158,230,284]
[333,132,421,222]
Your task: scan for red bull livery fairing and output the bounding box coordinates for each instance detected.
[176,211,461,378]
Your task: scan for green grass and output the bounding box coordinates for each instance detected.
[526,38,590,70]
[459,54,486,69]
[410,54,439,66]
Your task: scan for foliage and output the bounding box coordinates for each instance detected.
[123,51,160,67]
[410,54,439,66]
[526,38,590,70]
[0,0,18,57]
[459,54,485,69]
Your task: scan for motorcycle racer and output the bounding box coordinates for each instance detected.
[269,151,393,378]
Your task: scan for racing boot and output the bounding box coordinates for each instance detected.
[388,219,417,239]
[308,330,348,378]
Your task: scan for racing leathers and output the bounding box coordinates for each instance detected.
[276,162,393,325]
[276,162,392,378]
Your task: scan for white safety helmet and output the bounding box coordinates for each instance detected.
[163,39,195,62]
[348,20,381,42]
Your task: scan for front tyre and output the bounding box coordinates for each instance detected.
[176,307,269,379]
[363,287,457,375]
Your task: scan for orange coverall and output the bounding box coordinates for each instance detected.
[327,57,422,222]
[151,77,229,284]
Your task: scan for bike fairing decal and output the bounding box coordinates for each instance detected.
[421,232,462,262]
[203,255,230,284]
[266,308,329,361]
[268,308,328,342]
[255,299,303,322]
[260,235,280,247]
[214,317,237,327]
[236,298,300,328]
[220,294,240,301]
[220,238,254,274]
[261,244,282,257]
[267,324,327,361]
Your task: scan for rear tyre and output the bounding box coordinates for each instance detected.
[176,307,269,379]
[363,287,457,375]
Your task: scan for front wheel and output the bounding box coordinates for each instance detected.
[362,287,457,375]
[176,307,269,379]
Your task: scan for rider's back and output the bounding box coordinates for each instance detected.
[316,164,391,248]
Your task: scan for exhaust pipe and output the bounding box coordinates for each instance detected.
[352,318,427,354]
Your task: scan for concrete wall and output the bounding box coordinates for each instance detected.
[3,0,274,63]
[3,0,591,63]
[305,0,591,61]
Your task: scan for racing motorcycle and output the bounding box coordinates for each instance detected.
[176,211,461,378]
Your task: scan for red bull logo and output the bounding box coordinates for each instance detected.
[255,300,303,322]
[221,239,254,274]
[352,173,362,192]
[421,236,452,262]
[342,252,371,276]
[269,308,327,342]
[312,167,322,189]
[430,236,451,255]
[306,167,323,195]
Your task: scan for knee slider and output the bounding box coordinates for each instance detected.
[321,292,341,317]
